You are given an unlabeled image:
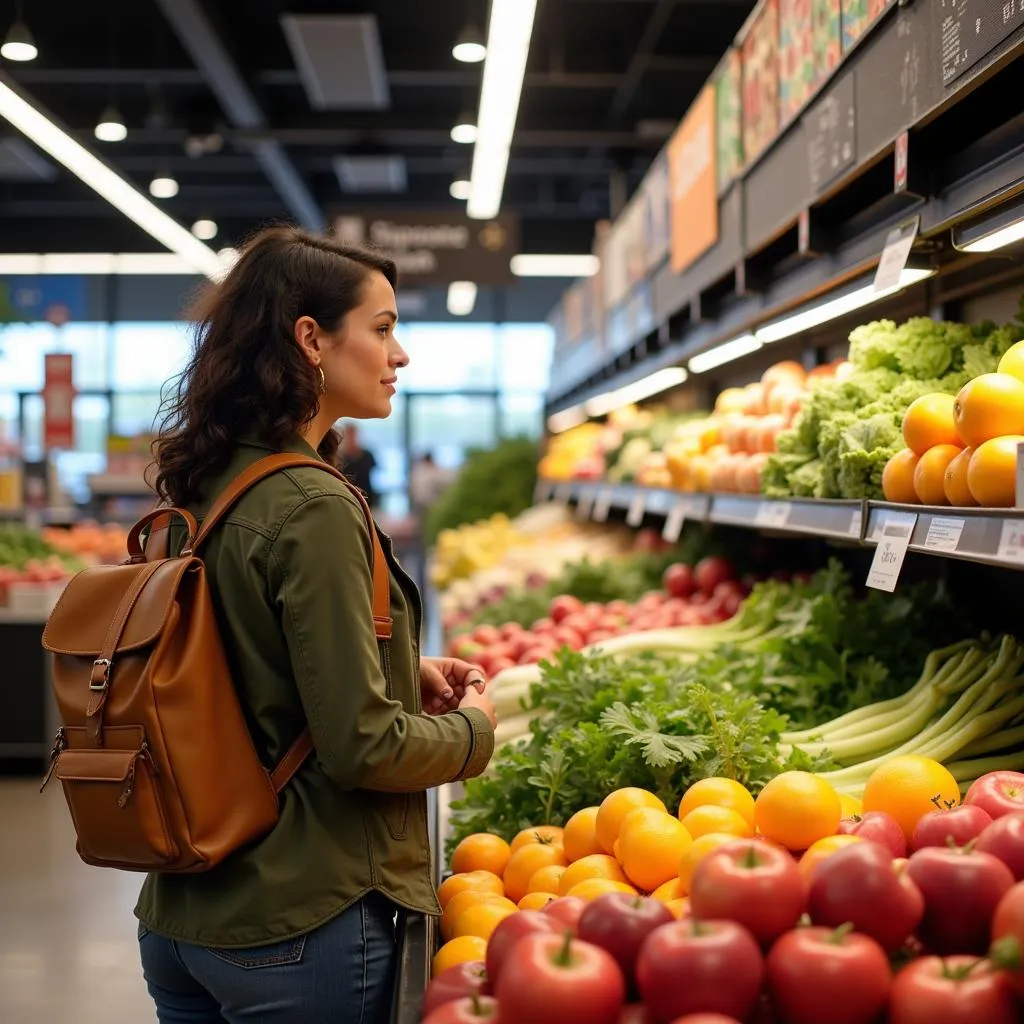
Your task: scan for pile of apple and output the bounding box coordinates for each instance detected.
[421,771,1024,1024]
[446,557,743,677]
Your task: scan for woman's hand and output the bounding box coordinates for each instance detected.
[419,656,486,716]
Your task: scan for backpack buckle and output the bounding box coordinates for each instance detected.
[89,658,112,691]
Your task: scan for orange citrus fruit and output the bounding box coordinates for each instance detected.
[596,788,668,854]
[562,807,603,863]
[943,446,978,507]
[799,835,864,882]
[433,936,488,977]
[680,804,753,841]
[754,772,842,852]
[862,755,961,842]
[441,892,515,941]
[902,393,961,455]
[838,793,863,818]
[510,826,564,853]
[617,810,694,892]
[678,778,756,829]
[998,340,1024,382]
[438,870,504,909]
[968,436,1024,507]
[565,878,638,902]
[665,897,691,920]
[882,449,921,504]
[450,833,512,878]
[503,842,567,904]
[449,900,517,941]
[954,373,1024,447]
[914,444,960,505]
[651,878,686,904]
[527,864,567,895]
[678,833,738,893]
[518,892,557,911]
[558,853,630,896]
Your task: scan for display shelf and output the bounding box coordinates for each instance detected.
[709,495,866,541]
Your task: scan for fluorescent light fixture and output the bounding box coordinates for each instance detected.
[960,221,1024,253]
[94,104,127,143]
[1,21,37,61]
[191,218,218,241]
[0,252,214,275]
[547,405,587,434]
[466,0,538,220]
[447,280,478,316]
[0,80,224,279]
[149,173,179,199]
[688,334,762,374]
[584,367,688,418]
[449,179,472,201]
[451,119,478,145]
[755,267,935,344]
[954,196,1024,253]
[511,253,601,278]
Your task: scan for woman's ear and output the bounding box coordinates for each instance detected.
[293,315,321,364]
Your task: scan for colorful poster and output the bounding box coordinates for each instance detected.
[714,50,744,192]
[742,0,780,166]
[43,353,75,451]
[668,85,719,275]
[841,0,894,52]
[780,0,815,124]
[812,0,842,83]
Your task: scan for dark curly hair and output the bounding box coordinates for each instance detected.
[151,226,398,507]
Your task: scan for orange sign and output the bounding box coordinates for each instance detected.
[43,353,75,450]
[668,85,718,275]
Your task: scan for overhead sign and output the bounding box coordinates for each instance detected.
[43,353,75,451]
[668,84,719,274]
[331,211,518,285]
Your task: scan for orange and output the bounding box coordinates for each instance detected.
[518,892,557,911]
[527,864,567,895]
[944,446,978,507]
[882,449,921,504]
[799,835,864,882]
[838,793,863,819]
[438,870,504,909]
[510,825,564,853]
[449,900,517,941]
[862,755,961,842]
[754,772,842,852]
[680,804,753,841]
[902,393,961,456]
[665,897,691,920]
[503,843,567,904]
[914,444,961,505]
[565,878,638,902]
[617,810,694,892]
[450,833,512,878]
[998,340,1024,382]
[559,854,630,896]
[651,878,685,904]
[968,436,1024,507]
[433,935,488,977]
[678,778,756,830]
[953,373,1024,447]
[441,892,515,941]
[678,833,738,893]
[562,807,603,863]
[596,788,668,854]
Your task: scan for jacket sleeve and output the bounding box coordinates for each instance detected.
[267,491,493,793]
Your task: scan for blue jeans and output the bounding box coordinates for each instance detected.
[138,892,399,1023]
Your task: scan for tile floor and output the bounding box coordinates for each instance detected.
[0,778,156,1024]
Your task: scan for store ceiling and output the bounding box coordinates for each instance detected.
[0,0,756,259]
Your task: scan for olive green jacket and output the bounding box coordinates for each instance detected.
[135,437,493,948]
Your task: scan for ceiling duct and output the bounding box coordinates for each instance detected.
[334,154,407,193]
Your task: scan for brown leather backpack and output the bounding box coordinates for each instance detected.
[40,454,391,873]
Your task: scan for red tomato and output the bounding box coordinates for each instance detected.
[499,622,525,641]
[422,963,490,1017]
[531,617,556,634]
[766,926,891,1024]
[694,557,734,597]
[472,625,502,646]
[552,626,586,650]
[423,994,499,1024]
[992,881,1024,995]
[549,595,584,624]
[688,839,806,945]
[635,920,764,1022]
[495,933,626,1024]
[888,956,1019,1024]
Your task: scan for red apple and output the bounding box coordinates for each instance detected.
[836,811,907,859]
[423,995,498,1023]
[531,617,556,634]
[499,622,526,642]
[578,894,673,991]
[965,771,1024,819]
[422,962,490,1017]
[549,595,583,624]
[911,805,993,852]
[485,656,516,676]
[486,910,557,986]
[694,557,734,597]
[976,812,1024,881]
[472,624,502,646]
[662,563,696,599]
[541,896,587,935]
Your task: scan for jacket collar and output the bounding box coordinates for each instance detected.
[237,433,324,462]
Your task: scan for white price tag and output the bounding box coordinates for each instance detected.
[756,502,791,529]
[866,513,917,592]
[626,493,647,527]
[592,490,613,522]
[997,519,1024,563]
[849,507,864,539]
[924,516,965,553]
[873,217,919,293]
[576,491,594,521]
[662,503,687,543]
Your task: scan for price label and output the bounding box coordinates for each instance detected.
[866,513,917,592]
[576,491,594,521]
[997,519,1024,563]
[592,490,613,522]
[924,516,965,553]
[756,502,792,529]
[874,217,919,293]
[662,503,687,543]
[849,507,864,539]
[626,493,647,527]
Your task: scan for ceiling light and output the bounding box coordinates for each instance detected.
[688,334,763,374]
[547,405,587,434]
[467,0,538,220]
[447,280,478,316]
[953,196,1024,253]
[0,252,211,275]
[94,104,127,143]
[754,267,936,344]
[1,20,37,62]
[584,367,688,418]
[449,179,472,201]
[452,25,487,63]
[0,80,223,279]
[451,116,478,145]
[191,218,218,240]
[149,172,179,199]
[511,254,600,278]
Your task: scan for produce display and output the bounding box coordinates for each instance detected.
[0,523,85,605]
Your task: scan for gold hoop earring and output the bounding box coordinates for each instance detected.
[316,365,327,396]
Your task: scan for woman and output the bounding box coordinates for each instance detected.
[137,226,497,1023]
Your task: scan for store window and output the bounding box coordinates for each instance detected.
[112,322,193,390]
[0,322,110,390]
[398,323,499,391]
[498,324,554,391]
[500,393,545,440]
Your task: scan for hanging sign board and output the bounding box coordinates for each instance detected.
[668,85,719,274]
[804,72,857,194]
[941,0,1024,86]
[43,353,75,450]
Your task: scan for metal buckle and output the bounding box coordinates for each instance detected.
[89,658,112,691]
